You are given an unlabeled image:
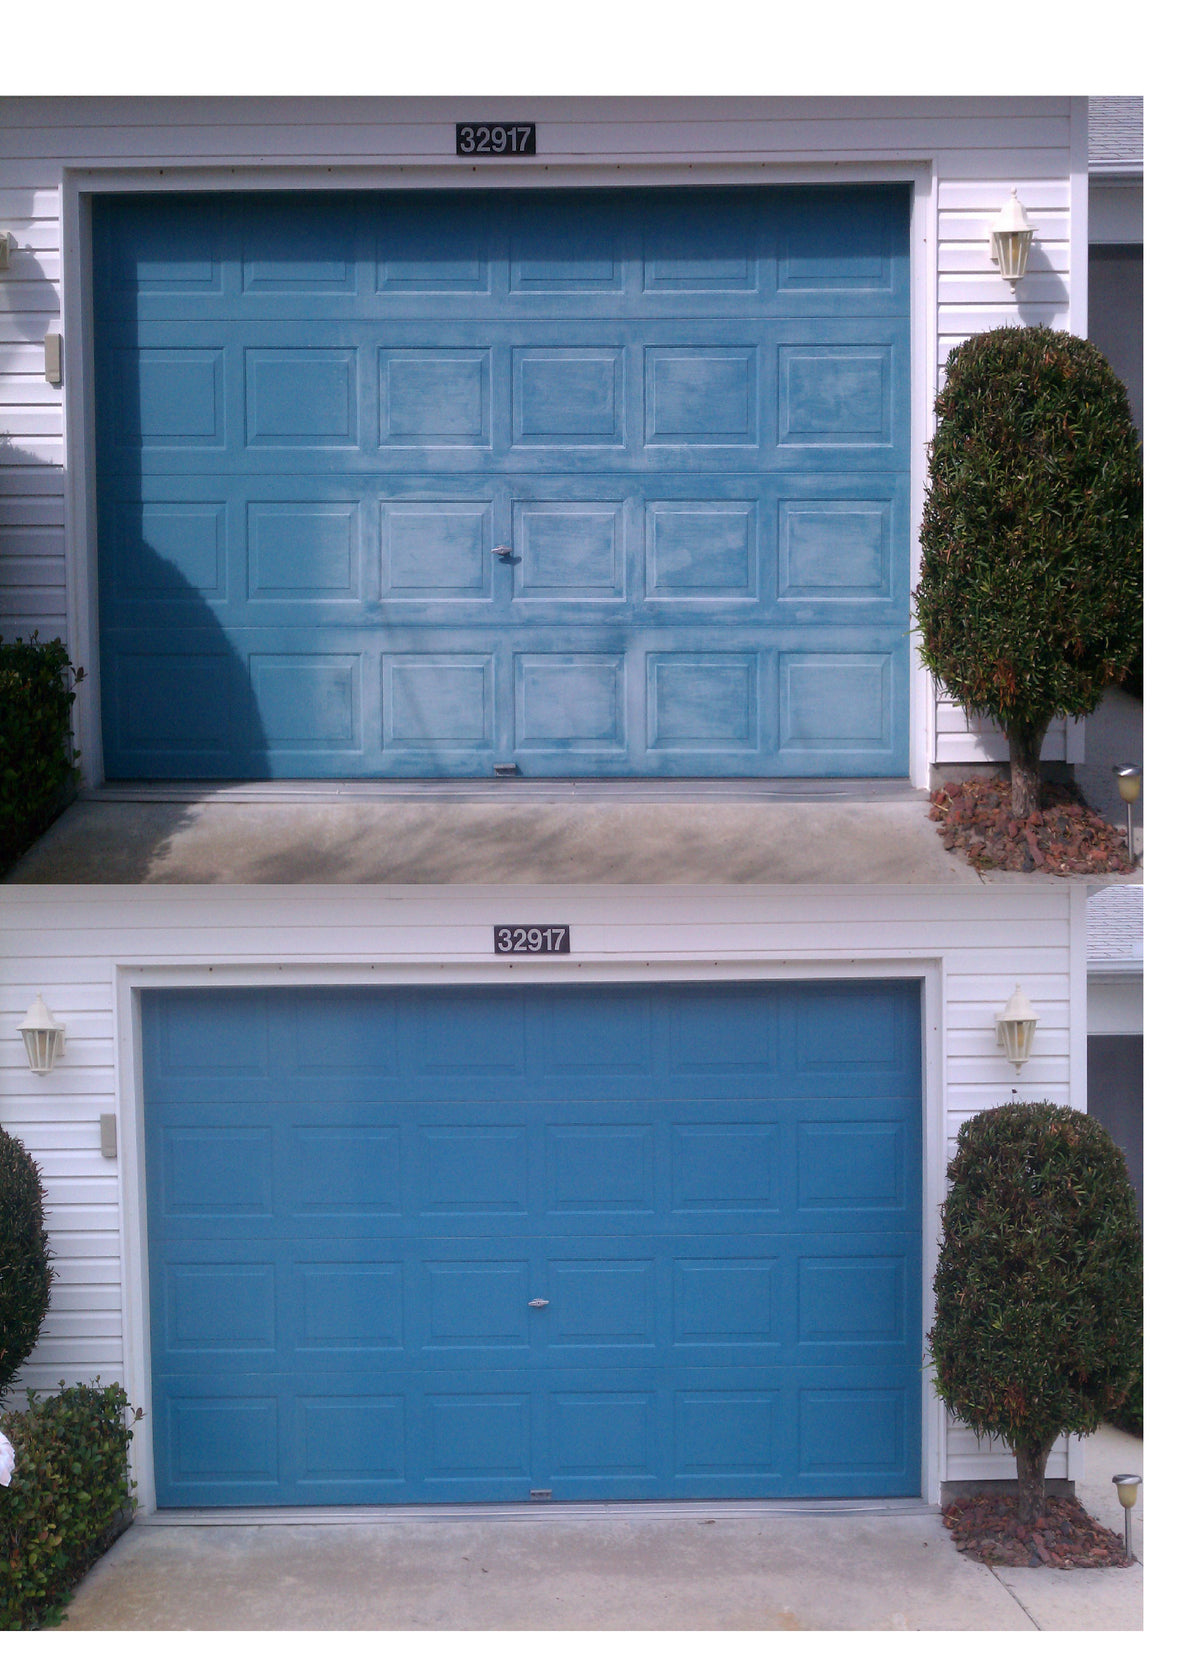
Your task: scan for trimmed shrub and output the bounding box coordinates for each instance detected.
[0,1380,141,1629]
[0,1129,53,1400]
[928,1101,1142,1524]
[0,634,85,875]
[913,325,1142,817]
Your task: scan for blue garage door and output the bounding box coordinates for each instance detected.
[94,187,910,780]
[141,981,923,1506]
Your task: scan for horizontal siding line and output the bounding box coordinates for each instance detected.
[0,498,67,525]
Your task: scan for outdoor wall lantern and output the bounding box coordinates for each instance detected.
[989,190,1036,287]
[18,994,65,1075]
[995,985,1038,1070]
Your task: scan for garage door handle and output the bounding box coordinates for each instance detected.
[493,546,520,563]
[528,1297,549,1308]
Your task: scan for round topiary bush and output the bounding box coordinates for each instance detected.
[0,1127,54,1399]
[913,324,1142,818]
[928,1101,1141,1524]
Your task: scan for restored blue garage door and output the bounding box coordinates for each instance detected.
[94,187,910,779]
[141,981,923,1506]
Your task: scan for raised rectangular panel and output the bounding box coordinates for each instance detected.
[117,654,231,749]
[799,985,905,1066]
[515,655,625,749]
[425,1263,529,1344]
[246,349,357,445]
[669,989,773,1071]
[382,503,493,597]
[291,1130,402,1211]
[647,655,757,750]
[510,203,622,290]
[426,1394,531,1479]
[151,990,269,1076]
[645,195,757,291]
[380,350,491,445]
[418,1128,528,1213]
[674,1259,776,1343]
[646,349,756,443]
[514,501,624,598]
[513,349,624,444]
[798,1257,904,1342]
[161,1129,272,1216]
[296,1265,404,1347]
[549,1394,654,1476]
[297,1398,404,1479]
[547,1126,655,1212]
[165,1264,275,1348]
[543,990,652,1074]
[242,202,357,292]
[384,655,494,751]
[777,192,890,289]
[647,503,754,597]
[376,201,489,292]
[250,654,360,749]
[547,1261,655,1343]
[287,988,400,1075]
[674,1390,780,1476]
[797,1124,905,1209]
[114,348,223,445]
[102,203,222,292]
[672,1125,779,1210]
[110,504,225,599]
[168,1398,278,1483]
[779,347,889,444]
[411,990,526,1075]
[798,1390,904,1472]
[248,503,359,599]
[780,502,889,597]
[780,654,890,750]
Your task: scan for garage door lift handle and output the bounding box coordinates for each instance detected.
[528,1297,549,1308]
[493,545,520,563]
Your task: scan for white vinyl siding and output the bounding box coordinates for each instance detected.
[0,96,1082,781]
[1,880,1084,1494]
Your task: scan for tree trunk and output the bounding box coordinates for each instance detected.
[1007,720,1050,820]
[1014,1436,1053,1526]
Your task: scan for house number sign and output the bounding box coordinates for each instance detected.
[456,123,537,156]
[494,925,570,954]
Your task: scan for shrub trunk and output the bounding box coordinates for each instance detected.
[1015,1435,1053,1526]
[1007,720,1049,820]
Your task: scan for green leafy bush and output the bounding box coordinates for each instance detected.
[0,1128,53,1399]
[928,1101,1142,1523]
[913,325,1142,817]
[0,634,85,875]
[1,1380,141,1629]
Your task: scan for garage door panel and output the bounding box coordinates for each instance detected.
[144,982,922,1502]
[96,187,909,778]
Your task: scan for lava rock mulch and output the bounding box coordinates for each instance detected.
[930,777,1137,875]
[943,1492,1132,1569]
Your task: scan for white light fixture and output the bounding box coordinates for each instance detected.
[1112,1473,1141,1561]
[996,985,1038,1070]
[1113,765,1142,863]
[989,190,1035,287]
[18,994,65,1076]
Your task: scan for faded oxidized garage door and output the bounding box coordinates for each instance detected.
[94,187,910,778]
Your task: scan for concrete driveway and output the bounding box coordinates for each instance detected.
[55,1427,1142,1632]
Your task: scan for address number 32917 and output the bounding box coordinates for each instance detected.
[456,124,537,156]
[494,925,570,954]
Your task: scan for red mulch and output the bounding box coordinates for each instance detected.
[930,777,1137,876]
[943,1491,1132,1569]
